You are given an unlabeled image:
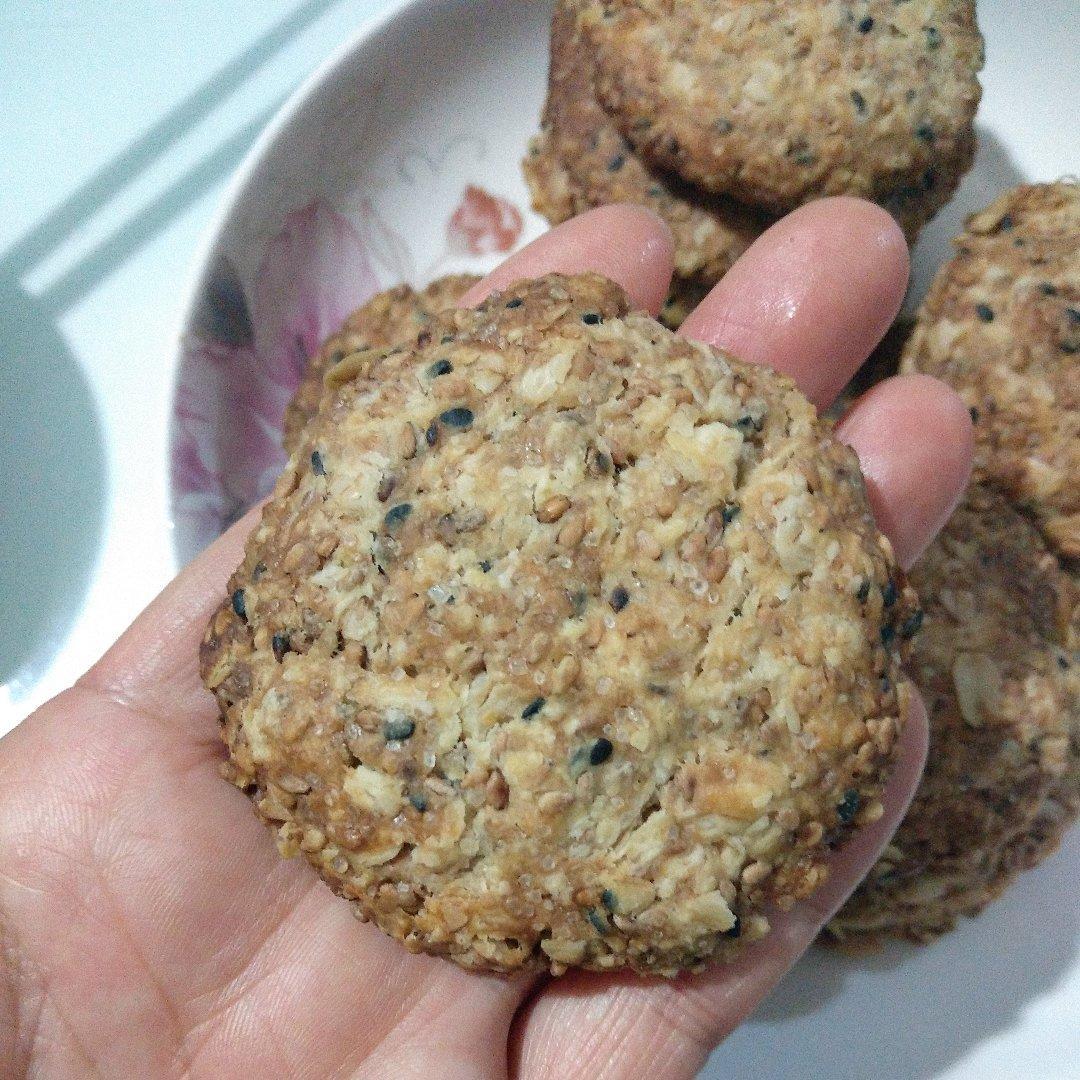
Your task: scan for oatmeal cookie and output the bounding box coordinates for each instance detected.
[900,182,1080,563]
[574,0,982,232]
[523,2,770,287]
[203,273,916,975]
[831,483,1079,943]
[283,275,480,451]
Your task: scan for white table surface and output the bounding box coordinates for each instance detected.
[1,4,1077,1078]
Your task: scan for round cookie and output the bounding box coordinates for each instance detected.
[574,0,982,230]
[523,2,771,287]
[202,273,917,976]
[283,275,480,452]
[900,182,1080,564]
[830,483,1079,943]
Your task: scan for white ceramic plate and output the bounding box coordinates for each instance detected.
[168,1,1080,1076]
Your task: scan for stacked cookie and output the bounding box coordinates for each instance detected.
[525,0,984,310]
[830,182,1080,943]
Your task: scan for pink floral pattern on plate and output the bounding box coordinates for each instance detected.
[171,202,378,553]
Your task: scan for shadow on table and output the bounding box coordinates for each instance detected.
[0,1,345,704]
[717,831,1080,1079]
[0,274,108,700]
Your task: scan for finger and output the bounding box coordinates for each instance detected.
[515,692,929,1080]
[78,505,263,725]
[459,204,674,314]
[837,374,974,568]
[678,198,909,407]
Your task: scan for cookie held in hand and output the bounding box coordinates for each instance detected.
[203,273,916,975]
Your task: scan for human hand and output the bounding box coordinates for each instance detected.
[0,200,971,1078]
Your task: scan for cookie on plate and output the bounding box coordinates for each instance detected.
[202,273,917,975]
[900,182,1080,563]
[574,0,982,234]
[283,274,480,451]
[524,2,770,287]
[831,483,1079,943]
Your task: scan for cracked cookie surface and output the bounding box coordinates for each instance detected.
[524,2,770,288]
[831,483,1079,943]
[203,273,915,975]
[900,182,1080,564]
[575,0,981,233]
[283,275,480,452]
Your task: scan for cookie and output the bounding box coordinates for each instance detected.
[282,275,480,452]
[523,2,770,288]
[575,0,982,233]
[202,272,917,976]
[900,182,1080,563]
[830,483,1079,943]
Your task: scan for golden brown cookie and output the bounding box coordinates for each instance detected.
[523,2,770,287]
[831,483,1079,943]
[203,273,916,976]
[283,275,480,452]
[575,0,982,236]
[900,182,1080,564]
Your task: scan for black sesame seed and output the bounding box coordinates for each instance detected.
[440,406,474,429]
[999,214,1015,231]
[975,303,995,322]
[881,673,893,694]
[607,153,626,172]
[856,579,872,603]
[521,697,545,720]
[427,358,453,377]
[231,588,247,620]
[328,348,346,365]
[271,632,291,663]
[586,908,609,935]
[252,561,267,581]
[924,25,941,48]
[722,503,741,525]
[1067,307,1080,324]
[724,914,742,939]
[590,738,614,766]
[850,89,867,114]
[969,406,980,423]
[505,297,524,309]
[881,579,898,608]
[836,789,861,824]
[592,448,611,473]
[425,420,439,446]
[409,792,428,812]
[310,450,326,476]
[646,682,670,696]
[383,716,416,741]
[383,502,413,529]
[858,15,874,32]
[601,888,618,913]
[1040,282,1059,296]
[479,559,492,573]
[881,623,897,649]
[570,589,588,617]
[1058,655,1070,671]
[1062,342,1078,355]
[736,414,764,433]
[916,124,936,143]
[440,334,455,344]
[581,311,602,325]
[609,586,630,612]
[901,608,924,639]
